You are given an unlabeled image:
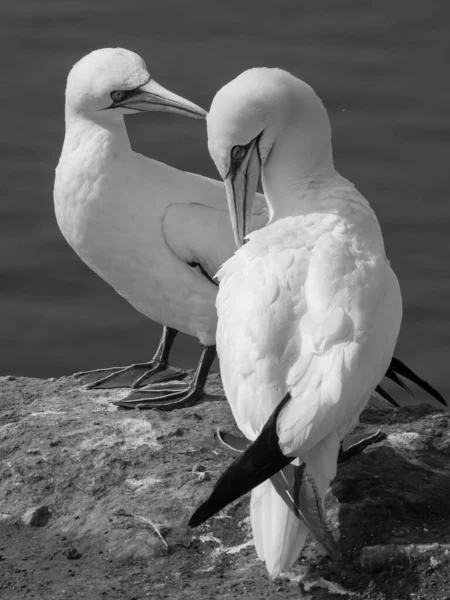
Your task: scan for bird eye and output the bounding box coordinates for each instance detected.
[110,90,128,103]
[231,146,246,161]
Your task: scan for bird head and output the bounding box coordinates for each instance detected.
[207,68,333,248]
[65,47,206,120]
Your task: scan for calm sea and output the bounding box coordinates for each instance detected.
[2,0,450,400]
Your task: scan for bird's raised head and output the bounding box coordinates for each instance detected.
[65,47,206,120]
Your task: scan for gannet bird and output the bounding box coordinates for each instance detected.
[55,48,444,412]
[54,47,270,409]
[189,68,405,576]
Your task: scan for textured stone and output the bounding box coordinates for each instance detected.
[22,505,51,527]
[1,374,449,599]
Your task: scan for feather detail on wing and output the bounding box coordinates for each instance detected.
[216,214,402,454]
[162,203,235,279]
[162,193,268,283]
[214,181,402,579]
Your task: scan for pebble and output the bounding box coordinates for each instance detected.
[63,546,82,560]
[22,506,51,527]
[191,463,206,473]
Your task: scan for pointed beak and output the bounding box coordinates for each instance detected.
[224,138,261,249]
[112,79,207,119]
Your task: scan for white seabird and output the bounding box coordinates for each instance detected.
[189,68,405,576]
[55,49,444,412]
[54,47,270,409]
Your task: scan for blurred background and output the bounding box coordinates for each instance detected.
[1,0,449,400]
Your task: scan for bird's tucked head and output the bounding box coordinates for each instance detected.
[207,68,333,248]
[65,47,206,121]
[207,68,292,179]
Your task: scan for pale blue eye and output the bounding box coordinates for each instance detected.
[111,90,127,103]
[231,146,246,161]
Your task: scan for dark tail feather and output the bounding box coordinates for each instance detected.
[189,393,293,527]
[384,369,414,401]
[388,357,446,407]
[375,384,401,408]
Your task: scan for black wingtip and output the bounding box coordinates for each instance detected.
[189,393,293,527]
[375,384,401,408]
[389,357,447,407]
[188,503,213,528]
[384,369,414,401]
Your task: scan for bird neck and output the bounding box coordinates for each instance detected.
[261,96,335,220]
[63,108,132,156]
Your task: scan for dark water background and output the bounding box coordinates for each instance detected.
[2,0,450,399]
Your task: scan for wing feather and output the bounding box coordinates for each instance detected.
[216,211,402,455]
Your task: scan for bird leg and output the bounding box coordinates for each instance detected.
[113,344,217,410]
[73,326,187,389]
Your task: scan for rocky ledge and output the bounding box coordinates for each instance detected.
[1,373,450,599]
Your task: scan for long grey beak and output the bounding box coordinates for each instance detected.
[113,79,207,119]
[224,139,261,249]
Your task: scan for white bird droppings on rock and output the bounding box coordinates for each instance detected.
[387,431,422,450]
[125,477,162,490]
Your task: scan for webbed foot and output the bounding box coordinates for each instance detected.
[338,430,386,463]
[74,362,186,390]
[113,344,216,410]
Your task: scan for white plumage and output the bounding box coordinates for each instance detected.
[208,68,403,576]
[54,48,268,405]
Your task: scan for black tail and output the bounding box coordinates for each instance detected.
[386,356,446,407]
[375,384,401,408]
[189,393,293,527]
